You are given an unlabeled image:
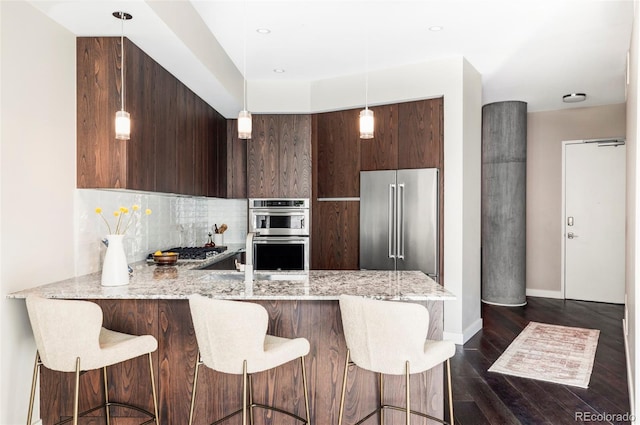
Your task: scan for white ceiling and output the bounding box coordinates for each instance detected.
[29,0,634,117]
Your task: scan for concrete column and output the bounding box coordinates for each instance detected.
[481,101,527,306]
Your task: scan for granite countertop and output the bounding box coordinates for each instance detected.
[7,260,456,301]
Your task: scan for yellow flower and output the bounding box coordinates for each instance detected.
[96,204,152,235]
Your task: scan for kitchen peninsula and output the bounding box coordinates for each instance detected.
[9,264,455,425]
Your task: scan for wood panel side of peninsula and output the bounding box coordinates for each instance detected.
[38,298,444,425]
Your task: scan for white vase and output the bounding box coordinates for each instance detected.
[101,235,129,286]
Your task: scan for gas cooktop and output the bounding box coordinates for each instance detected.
[147,246,227,262]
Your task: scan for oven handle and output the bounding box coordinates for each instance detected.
[253,236,309,244]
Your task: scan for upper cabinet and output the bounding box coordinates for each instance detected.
[77,37,228,197]
[247,114,311,198]
[315,109,361,198]
[361,98,443,171]
[397,98,443,169]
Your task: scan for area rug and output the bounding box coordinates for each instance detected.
[488,321,600,388]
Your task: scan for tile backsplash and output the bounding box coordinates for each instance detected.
[75,189,247,276]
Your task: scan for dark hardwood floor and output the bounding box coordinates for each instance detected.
[448,297,630,425]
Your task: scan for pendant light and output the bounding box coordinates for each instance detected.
[359,29,374,139]
[237,2,252,139]
[113,11,132,140]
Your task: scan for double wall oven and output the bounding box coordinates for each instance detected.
[249,198,309,271]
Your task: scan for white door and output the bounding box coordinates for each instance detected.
[564,140,625,303]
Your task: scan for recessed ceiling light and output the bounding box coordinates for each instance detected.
[273,68,285,73]
[256,28,271,34]
[563,93,587,103]
[429,26,444,32]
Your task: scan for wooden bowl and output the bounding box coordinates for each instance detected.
[153,252,179,266]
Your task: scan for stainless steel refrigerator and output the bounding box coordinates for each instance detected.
[360,168,438,278]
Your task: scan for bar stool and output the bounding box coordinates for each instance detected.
[25,295,159,425]
[338,294,456,425]
[188,294,311,425]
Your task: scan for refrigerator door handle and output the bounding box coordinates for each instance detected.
[389,183,396,258]
[397,183,405,259]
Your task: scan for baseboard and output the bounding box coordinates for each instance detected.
[444,318,483,345]
[623,318,635,417]
[525,288,564,299]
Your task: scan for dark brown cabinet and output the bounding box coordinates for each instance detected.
[311,98,444,272]
[311,201,359,269]
[225,121,248,199]
[246,114,311,198]
[77,37,229,197]
[398,98,443,169]
[314,109,361,198]
[360,98,443,171]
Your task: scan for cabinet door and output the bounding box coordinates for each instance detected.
[315,110,361,197]
[279,114,311,198]
[247,115,279,198]
[311,201,359,269]
[225,121,248,199]
[398,98,443,169]
[176,83,195,195]
[77,37,125,189]
[360,104,399,171]
[154,63,178,193]
[124,40,155,191]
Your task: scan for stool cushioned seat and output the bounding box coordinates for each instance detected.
[188,294,311,425]
[25,295,159,425]
[338,294,456,425]
[189,294,309,374]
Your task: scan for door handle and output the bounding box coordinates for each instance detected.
[567,216,574,226]
[388,184,396,259]
[398,183,405,259]
[567,232,579,239]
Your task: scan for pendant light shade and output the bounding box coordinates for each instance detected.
[113,11,132,141]
[115,110,131,140]
[238,110,252,139]
[359,108,374,139]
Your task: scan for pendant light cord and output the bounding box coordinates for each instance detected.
[365,26,369,110]
[120,12,125,112]
[243,1,248,111]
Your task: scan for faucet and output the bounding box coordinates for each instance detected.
[245,232,257,282]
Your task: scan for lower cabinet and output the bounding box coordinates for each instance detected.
[311,200,359,270]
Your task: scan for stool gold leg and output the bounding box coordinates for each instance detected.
[446,359,454,425]
[242,360,248,425]
[405,361,410,425]
[73,357,81,425]
[148,353,160,425]
[379,373,384,425]
[249,374,254,425]
[26,352,40,425]
[103,366,111,425]
[189,354,203,425]
[301,356,310,425]
[338,350,350,425]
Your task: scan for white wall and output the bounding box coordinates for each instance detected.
[526,104,626,299]
[1,2,76,423]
